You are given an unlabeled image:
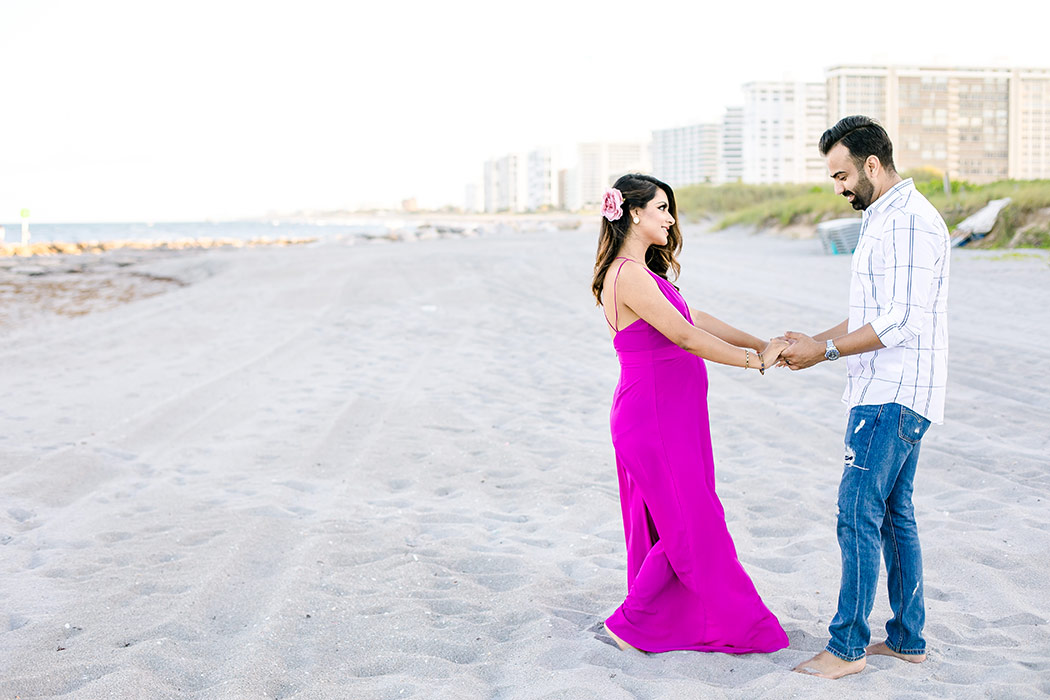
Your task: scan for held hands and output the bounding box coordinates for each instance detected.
[750,332,825,373]
[760,337,790,369]
[777,331,826,371]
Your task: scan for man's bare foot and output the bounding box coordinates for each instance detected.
[792,650,866,679]
[604,625,641,652]
[866,641,926,663]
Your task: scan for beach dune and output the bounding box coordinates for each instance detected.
[1,226,1048,699]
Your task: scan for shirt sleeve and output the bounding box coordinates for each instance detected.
[868,213,944,348]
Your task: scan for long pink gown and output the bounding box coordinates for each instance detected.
[603,259,789,654]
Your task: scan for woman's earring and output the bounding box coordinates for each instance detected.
[632,216,640,224]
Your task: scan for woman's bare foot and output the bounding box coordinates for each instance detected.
[866,641,926,663]
[604,625,641,652]
[792,650,866,679]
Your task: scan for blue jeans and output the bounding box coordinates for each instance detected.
[826,402,931,662]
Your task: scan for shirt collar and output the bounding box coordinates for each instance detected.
[862,178,914,219]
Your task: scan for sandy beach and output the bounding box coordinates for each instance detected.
[1,224,1048,699]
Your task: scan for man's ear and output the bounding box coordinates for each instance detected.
[866,155,880,177]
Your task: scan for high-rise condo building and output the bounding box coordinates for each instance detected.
[1015,69,1050,179]
[741,81,828,184]
[719,107,744,184]
[577,141,652,208]
[652,123,721,187]
[526,147,560,211]
[826,65,1050,182]
[483,153,527,213]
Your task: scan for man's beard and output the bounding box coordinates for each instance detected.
[845,170,875,211]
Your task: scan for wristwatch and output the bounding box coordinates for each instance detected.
[825,339,841,361]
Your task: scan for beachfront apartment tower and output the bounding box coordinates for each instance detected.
[1015,69,1050,179]
[576,141,652,208]
[719,106,744,184]
[559,167,580,212]
[740,81,827,184]
[483,154,528,213]
[826,65,1050,182]
[652,123,721,187]
[526,147,560,211]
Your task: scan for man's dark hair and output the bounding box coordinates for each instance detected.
[819,115,896,173]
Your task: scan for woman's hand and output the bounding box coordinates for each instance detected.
[760,337,790,370]
[768,335,796,368]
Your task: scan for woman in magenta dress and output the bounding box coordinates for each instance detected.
[592,173,789,654]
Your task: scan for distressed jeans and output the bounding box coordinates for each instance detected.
[826,402,931,662]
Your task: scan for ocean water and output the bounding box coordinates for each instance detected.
[0,219,478,245]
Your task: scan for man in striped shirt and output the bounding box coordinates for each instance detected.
[781,115,950,679]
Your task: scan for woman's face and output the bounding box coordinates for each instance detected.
[631,188,674,247]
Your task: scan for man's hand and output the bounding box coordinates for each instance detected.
[779,331,826,371]
[772,335,794,367]
[760,337,790,369]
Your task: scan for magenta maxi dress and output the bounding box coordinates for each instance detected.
[603,259,789,654]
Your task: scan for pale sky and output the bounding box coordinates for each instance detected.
[2,0,1044,222]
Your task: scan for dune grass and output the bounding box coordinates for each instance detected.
[674,170,1050,247]
[675,183,849,228]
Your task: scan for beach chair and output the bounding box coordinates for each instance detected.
[816,218,862,255]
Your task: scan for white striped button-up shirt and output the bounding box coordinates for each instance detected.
[845,178,950,423]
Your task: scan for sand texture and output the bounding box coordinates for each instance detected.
[1,227,1048,699]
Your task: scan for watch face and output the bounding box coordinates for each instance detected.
[826,348,840,360]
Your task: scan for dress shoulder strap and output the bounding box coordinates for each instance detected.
[605,258,634,333]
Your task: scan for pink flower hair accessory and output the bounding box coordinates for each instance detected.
[601,187,625,222]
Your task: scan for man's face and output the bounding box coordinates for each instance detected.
[826,142,875,211]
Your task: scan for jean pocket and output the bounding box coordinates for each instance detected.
[898,405,931,444]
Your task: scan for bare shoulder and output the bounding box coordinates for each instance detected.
[610,260,658,290]
[604,259,649,295]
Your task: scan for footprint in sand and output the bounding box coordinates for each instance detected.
[96,531,134,544]
[275,479,320,493]
[7,507,38,531]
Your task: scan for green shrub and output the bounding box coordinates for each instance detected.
[675,178,1050,248]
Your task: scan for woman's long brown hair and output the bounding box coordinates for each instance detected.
[591,173,682,305]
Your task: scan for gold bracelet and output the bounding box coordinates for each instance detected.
[745,349,750,370]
